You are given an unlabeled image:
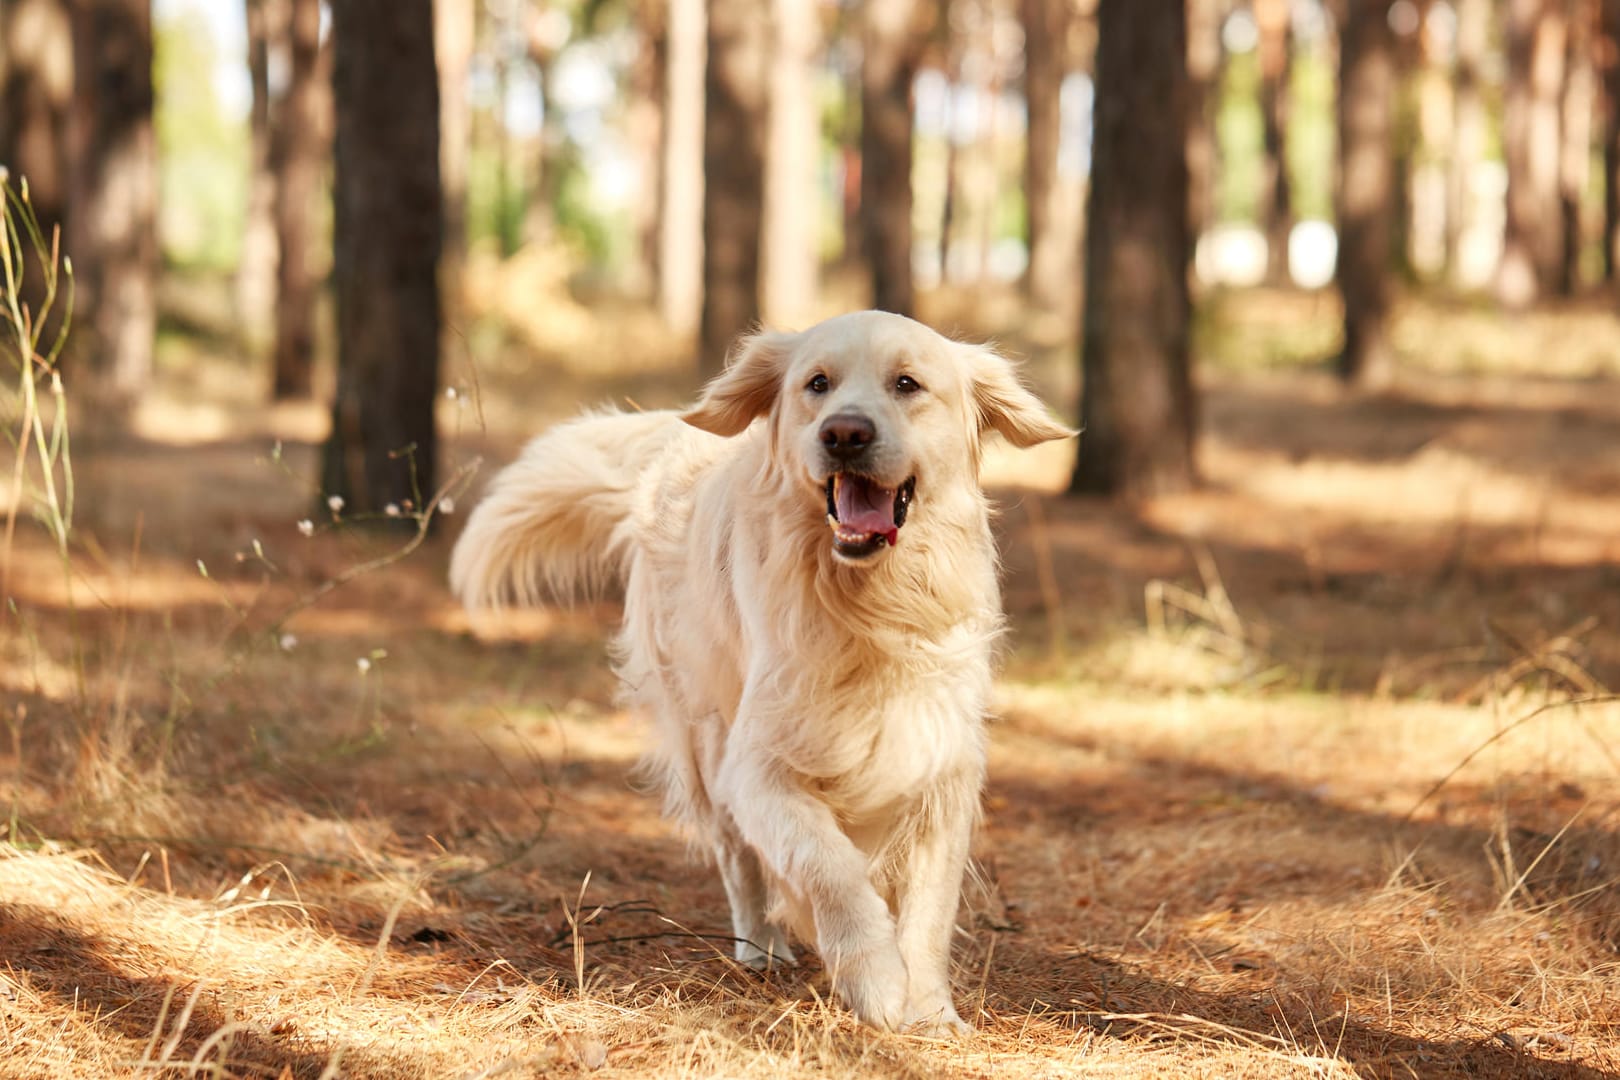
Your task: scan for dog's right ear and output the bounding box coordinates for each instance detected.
[681,330,800,437]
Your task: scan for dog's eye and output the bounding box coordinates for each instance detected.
[895,374,922,395]
[807,373,829,394]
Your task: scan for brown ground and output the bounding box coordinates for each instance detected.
[3,288,1620,1078]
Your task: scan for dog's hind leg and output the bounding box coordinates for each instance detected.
[714,820,796,969]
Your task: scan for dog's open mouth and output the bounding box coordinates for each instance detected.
[824,474,915,559]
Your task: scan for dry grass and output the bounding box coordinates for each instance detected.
[3,291,1620,1078]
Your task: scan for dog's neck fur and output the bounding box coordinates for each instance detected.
[748,450,1003,663]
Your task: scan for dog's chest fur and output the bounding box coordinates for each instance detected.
[621,426,997,824]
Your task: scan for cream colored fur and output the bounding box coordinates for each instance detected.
[450,311,1073,1034]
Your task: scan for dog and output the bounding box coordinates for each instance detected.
[449,311,1073,1033]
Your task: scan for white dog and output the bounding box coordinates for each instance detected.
[450,311,1072,1033]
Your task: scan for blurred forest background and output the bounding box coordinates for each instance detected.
[5,1,1620,1077]
[6,0,1620,504]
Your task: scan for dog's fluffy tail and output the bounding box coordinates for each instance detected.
[450,410,681,611]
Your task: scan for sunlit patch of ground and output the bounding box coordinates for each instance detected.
[3,288,1620,1076]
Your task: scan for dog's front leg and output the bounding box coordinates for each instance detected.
[716,750,908,1029]
[894,779,977,1036]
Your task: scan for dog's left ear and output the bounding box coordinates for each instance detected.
[964,345,1077,448]
[681,330,800,437]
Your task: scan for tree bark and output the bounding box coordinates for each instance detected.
[659,0,705,338]
[269,0,327,400]
[1604,0,1620,282]
[1335,0,1397,390]
[1255,0,1292,283]
[0,0,75,337]
[1447,0,1487,286]
[761,0,820,327]
[1185,0,1222,259]
[322,0,441,515]
[1500,0,1567,304]
[67,0,158,409]
[437,0,475,329]
[1558,0,1595,296]
[236,0,279,356]
[698,0,769,375]
[861,0,920,316]
[1070,0,1194,498]
[1021,0,1069,309]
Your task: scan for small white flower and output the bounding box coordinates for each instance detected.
[356,657,372,673]
[327,495,345,513]
[445,386,458,400]
[384,503,401,517]
[297,519,315,537]
[437,497,456,515]
[279,633,298,651]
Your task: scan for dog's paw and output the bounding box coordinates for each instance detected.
[830,942,910,1030]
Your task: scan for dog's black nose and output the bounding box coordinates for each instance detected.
[820,413,876,459]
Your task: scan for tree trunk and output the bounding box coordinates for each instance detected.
[236,0,279,356]
[0,0,75,338]
[269,0,327,400]
[322,0,441,515]
[698,0,769,375]
[1447,0,1487,286]
[659,0,705,337]
[1185,0,1222,260]
[68,0,158,410]
[1335,0,1397,390]
[761,0,820,327]
[1604,0,1620,282]
[1255,0,1292,283]
[524,14,570,248]
[861,0,920,316]
[1070,0,1193,498]
[1557,0,1595,296]
[1500,0,1567,304]
[1021,0,1069,309]
[437,0,475,329]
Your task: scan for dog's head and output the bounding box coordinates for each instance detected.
[681,311,1074,564]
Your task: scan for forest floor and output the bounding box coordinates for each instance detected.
[4,284,1620,1077]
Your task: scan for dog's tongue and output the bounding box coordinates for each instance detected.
[836,476,898,544]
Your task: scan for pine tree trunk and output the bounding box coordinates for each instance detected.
[0,0,75,337]
[1255,0,1292,283]
[1447,0,1487,286]
[1021,0,1069,310]
[269,0,326,400]
[437,0,475,328]
[1185,0,1222,259]
[1070,0,1194,498]
[761,0,820,327]
[1603,0,1620,282]
[861,0,919,316]
[659,0,705,338]
[1335,0,1397,390]
[1557,0,1594,296]
[68,0,157,410]
[698,0,769,375]
[236,0,278,356]
[1500,0,1567,304]
[322,0,441,515]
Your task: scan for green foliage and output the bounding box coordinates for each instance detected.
[154,6,249,271]
[1216,45,1336,225]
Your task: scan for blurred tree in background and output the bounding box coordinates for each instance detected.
[1070,0,1193,497]
[320,0,441,515]
[7,0,1620,505]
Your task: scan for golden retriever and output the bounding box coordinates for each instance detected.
[449,311,1073,1033]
